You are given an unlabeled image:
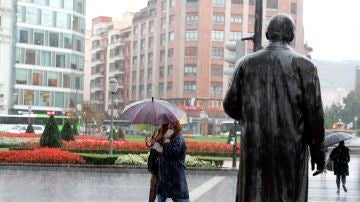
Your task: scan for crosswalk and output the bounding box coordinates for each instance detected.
[308,156,360,201]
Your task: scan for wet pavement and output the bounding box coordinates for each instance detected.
[0,155,359,201]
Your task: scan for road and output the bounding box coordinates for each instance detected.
[0,155,359,202]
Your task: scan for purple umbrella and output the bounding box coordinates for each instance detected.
[121,98,185,126]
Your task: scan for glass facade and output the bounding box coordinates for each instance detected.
[14,0,86,112]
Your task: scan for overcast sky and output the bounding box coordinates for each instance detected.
[86,0,360,61]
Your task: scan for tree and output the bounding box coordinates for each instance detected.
[117,128,125,140]
[72,118,79,136]
[61,120,75,141]
[26,122,35,133]
[40,115,61,147]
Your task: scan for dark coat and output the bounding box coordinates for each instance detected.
[157,134,189,199]
[223,42,325,202]
[330,145,350,176]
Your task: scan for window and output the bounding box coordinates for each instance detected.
[184,64,197,75]
[230,31,242,41]
[40,51,51,66]
[19,29,28,43]
[25,49,36,65]
[56,53,65,68]
[167,65,173,75]
[161,1,166,12]
[47,72,58,87]
[133,56,137,65]
[267,0,278,9]
[49,32,59,47]
[24,90,34,105]
[168,32,175,41]
[291,2,297,14]
[40,91,50,106]
[211,31,224,41]
[212,47,224,58]
[170,0,176,7]
[149,21,154,33]
[34,31,44,45]
[167,82,173,91]
[160,50,165,61]
[148,69,152,80]
[168,48,174,58]
[49,0,62,8]
[140,39,145,49]
[133,41,138,49]
[55,92,64,107]
[187,0,198,3]
[33,71,43,86]
[213,0,225,7]
[231,0,243,4]
[63,74,70,88]
[211,66,223,76]
[71,55,78,69]
[210,82,222,94]
[158,83,164,96]
[35,0,48,5]
[133,26,138,35]
[169,15,175,24]
[140,54,145,64]
[231,15,242,24]
[64,34,73,49]
[149,37,154,48]
[56,12,68,29]
[148,53,153,64]
[186,13,199,24]
[72,16,79,32]
[160,34,166,45]
[147,84,152,96]
[185,47,197,56]
[184,82,196,92]
[132,71,137,82]
[41,10,53,26]
[26,7,38,25]
[159,66,164,79]
[186,30,198,41]
[161,17,166,29]
[16,69,28,84]
[141,24,146,35]
[212,14,225,24]
[249,0,255,5]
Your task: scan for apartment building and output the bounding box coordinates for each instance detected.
[127,0,304,134]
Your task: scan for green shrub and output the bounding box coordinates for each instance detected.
[40,115,61,148]
[26,123,35,133]
[117,128,125,140]
[112,129,119,140]
[72,122,79,136]
[61,120,75,141]
[185,155,215,168]
[80,153,118,165]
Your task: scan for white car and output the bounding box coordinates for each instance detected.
[6,125,44,134]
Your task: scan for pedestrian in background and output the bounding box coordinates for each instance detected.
[329,141,350,193]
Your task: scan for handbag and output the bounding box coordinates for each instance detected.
[325,158,334,171]
[147,148,159,174]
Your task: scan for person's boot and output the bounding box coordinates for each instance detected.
[343,184,347,193]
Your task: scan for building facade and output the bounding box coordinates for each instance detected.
[89,16,132,117]
[0,0,15,114]
[128,0,304,134]
[9,0,86,115]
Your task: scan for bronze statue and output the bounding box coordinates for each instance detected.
[223,13,325,202]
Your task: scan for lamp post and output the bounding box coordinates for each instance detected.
[109,78,118,155]
[28,105,32,124]
[355,116,358,134]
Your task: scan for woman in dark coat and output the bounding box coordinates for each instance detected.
[329,141,350,193]
[151,122,189,202]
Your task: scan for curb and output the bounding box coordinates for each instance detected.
[0,163,239,176]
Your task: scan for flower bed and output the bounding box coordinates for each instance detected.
[0,148,85,164]
[0,133,40,138]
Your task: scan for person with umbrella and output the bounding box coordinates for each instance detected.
[329,141,350,194]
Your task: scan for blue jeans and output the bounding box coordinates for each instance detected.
[157,194,190,202]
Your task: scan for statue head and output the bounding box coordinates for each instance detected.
[266,13,295,43]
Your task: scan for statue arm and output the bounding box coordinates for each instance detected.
[223,61,243,121]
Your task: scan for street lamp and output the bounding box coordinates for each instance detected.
[355,116,358,134]
[109,78,118,155]
[28,105,32,124]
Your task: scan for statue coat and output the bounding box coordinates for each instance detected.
[223,42,325,202]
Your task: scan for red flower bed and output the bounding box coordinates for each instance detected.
[0,148,85,164]
[75,135,108,141]
[0,133,40,138]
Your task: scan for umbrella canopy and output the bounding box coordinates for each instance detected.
[121,98,185,126]
[324,132,353,147]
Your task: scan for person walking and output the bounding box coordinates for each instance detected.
[223,13,325,202]
[329,141,350,193]
[151,122,190,202]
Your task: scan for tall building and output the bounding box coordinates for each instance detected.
[355,66,360,96]
[0,0,15,114]
[10,0,86,115]
[88,15,132,117]
[128,0,305,134]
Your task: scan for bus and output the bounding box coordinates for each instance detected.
[0,114,79,132]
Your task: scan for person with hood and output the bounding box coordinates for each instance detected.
[329,141,350,193]
[223,13,325,201]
